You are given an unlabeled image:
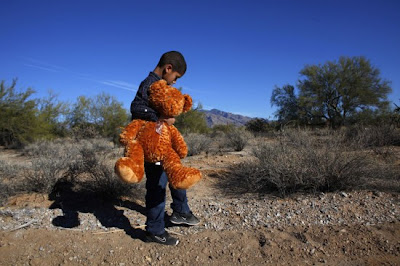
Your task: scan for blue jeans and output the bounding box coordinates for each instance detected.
[144,162,190,235]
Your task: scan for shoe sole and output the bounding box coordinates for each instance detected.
[170,220,200,226]
[146,237,179,246]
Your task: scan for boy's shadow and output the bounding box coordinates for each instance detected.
[48,179,147,242]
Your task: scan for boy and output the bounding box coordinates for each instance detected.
[131,51,200,246]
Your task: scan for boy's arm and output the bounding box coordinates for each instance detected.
[130,101,159,121]
[130,80,159,121]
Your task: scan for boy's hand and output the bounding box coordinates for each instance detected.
[160,116,176,126]
[164,117,176,126]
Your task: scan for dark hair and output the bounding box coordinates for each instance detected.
[157,51,187,75]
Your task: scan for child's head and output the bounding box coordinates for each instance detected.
[155,51,187,85]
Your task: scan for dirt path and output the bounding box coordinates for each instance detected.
[0,152,400,265]
[1,222,399,265]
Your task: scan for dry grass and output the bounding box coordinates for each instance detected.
[218,128,400,197]
[184,133,212,156]
[0,138,144,206]
[185,128,253,157]
[1,126,399,205]
[225,127,252,152]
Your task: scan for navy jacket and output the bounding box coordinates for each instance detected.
[130,72,161,121]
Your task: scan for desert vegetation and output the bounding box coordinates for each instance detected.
[219,126,400,197]
[1,122,399,207]
[0,138,144,205]
[1,56,399,206]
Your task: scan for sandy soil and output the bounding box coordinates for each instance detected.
[1,222,399,266]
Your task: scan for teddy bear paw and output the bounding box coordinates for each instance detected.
[114,157,144,183]
[170,168,202,190]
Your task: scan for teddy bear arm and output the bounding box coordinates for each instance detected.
[169,125,188,159]
[119,120,146,145]
[162,146,201,190]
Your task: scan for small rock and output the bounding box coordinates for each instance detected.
[310,248,316,255]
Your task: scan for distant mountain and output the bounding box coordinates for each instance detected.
[199,109,253,127]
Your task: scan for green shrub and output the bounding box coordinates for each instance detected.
[67,94,129,139]
[175,108,209,134]
[211,124,236,134]
[0,80,70,148]
[245,118,271,135]
[0,80,39,148]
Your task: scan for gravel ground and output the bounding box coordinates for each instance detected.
[1,190,399,234]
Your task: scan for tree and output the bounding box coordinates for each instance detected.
[67,93,129,138]
[245,118,270,134]
[298,56,392,128]
[270,84,299,123]
[37,90,69,138]
[91,92,129,138]
[175,103,209,134]
[392,100,400,128]
[68,96,92,128]
[0,79,39,147]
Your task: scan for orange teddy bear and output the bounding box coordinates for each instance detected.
[115,80,202,189]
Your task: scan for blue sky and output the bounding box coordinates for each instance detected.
[1,0,399,119]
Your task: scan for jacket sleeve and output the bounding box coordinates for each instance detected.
[130,78,159,121]
[130,101,159,121]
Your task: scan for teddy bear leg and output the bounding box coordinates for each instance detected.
[115,140,145,183]
[162,149,202,190]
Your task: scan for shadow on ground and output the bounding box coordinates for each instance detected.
[48,179,147,242]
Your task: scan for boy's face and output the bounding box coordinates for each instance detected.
[163,64,183,85]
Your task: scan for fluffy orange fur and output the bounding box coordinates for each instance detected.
[114,80,201,189]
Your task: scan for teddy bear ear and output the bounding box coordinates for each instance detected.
[182,94,193,113]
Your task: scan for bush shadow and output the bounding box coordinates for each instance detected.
[48,178,147,242]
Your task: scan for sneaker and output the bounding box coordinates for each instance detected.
[170,211,200,226]
[145,231,179,246]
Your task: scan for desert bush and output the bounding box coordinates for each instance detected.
[0,159,28,183]
[0,160,15,205]
[0,159,19,178]
[70,124,100,140]
[19,138,122,196]
[65,144,139,200]
[0,158,32,205]
[245,118,272,135]
[184,133,212,156]
[0,182,11,206]
[225,127,252,151]
[21,140,80,193]
[211,132,231,154]
[209,128,253,154]
[221,129,371,197]
[344,124,400,148]
[211,124,236,134]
